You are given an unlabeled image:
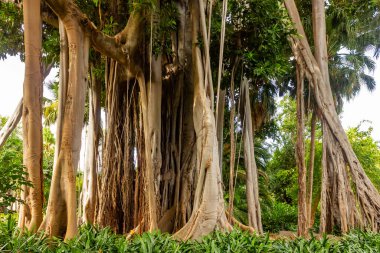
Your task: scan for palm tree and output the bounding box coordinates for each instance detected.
[43,81,59,127]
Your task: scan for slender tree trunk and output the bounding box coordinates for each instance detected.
[0,99,22,149]
[216,89,225,171]
[228,57,239,219]
[148,54,162,227]
[310,188,321,227]
[215,0,228,166]
[82,65,101,224]
[18,0,43,232]
[295,64,307,236]
[53,20,69,167]
[40,15,89,240]
[198,0,213,108]
[307,111,316,229]
[241,78,263,233]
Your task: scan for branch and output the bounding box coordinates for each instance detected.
[0,99,22,149]
[41,8,59,28]
[45,0,138,65]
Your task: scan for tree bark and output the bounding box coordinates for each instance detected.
[175,0,197,230]
[53,20,69,167]
[40,14,89,240]
[241,78,263,233]
[147,54,162,229]
[306,111,316,229]
[295,64,307,236]
[216,89,225,171]
[228,57,239,219]
[174,0,232,239]
[18,0,44,232]
[82,65,101,224]
[310,188,321,227]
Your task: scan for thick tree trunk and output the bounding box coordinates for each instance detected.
[295,65,307,236]
[174,0,232,239]
[82,65,101,224]
[18,0,44,232]
[241,78,263,233]
[175,0,197,230]
[286,0,380,233]
[40,15,89,240]
[0,99,22,149]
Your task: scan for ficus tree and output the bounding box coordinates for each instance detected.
[1,0,379,241]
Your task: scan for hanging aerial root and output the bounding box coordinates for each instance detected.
[225,211,255,233]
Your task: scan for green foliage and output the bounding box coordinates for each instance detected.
[347,122,380,190]
[267,97,299,205]
[0,2,59,64]
[0,118,31,209]
[42,128,55,207]
[43,81,59,127]
[227,0,294,82]
[152,2,179,56]
[2,216,380,252]
[266,97,380,233]
[102,16,119,36]
[0,117,55,210]
[0,2,23,60]
[262,201,298,232]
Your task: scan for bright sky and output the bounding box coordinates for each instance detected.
[0,56,57,115]
[340,57,380,141]
[0,55,379,141]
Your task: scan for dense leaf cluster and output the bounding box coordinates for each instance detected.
[2,214,380,252]
[0,118,30,209]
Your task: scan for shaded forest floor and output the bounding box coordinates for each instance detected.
[1,215,380,252]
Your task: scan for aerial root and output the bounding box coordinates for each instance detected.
[225,211,255,233]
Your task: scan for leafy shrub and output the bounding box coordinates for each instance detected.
[0,119,31,209]
[262,201,298,232]
[2,215,380,252]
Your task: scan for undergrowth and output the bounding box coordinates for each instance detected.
[2,214,380,252]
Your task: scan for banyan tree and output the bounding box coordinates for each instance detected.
[1,0,380,241]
